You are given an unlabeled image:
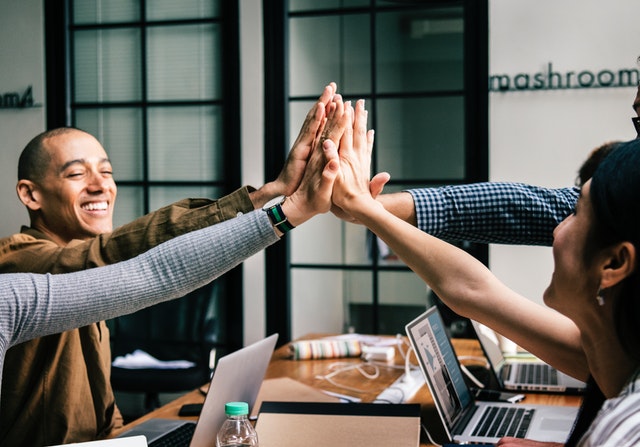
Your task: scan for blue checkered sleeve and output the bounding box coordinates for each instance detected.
[407,182,579,246]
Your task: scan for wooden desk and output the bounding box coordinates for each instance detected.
[114,336,582,446]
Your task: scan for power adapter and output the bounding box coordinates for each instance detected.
[361,345,395,362]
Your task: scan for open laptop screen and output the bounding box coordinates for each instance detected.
[406,307,472,431]
[470,319,509,385]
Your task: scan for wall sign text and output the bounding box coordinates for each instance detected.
[490,63,639,92]
[0,86,39,108]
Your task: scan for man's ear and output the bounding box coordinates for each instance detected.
[16,180,42,211]
[600,241,637,289]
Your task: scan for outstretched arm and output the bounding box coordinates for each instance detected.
[348,181,579,246]
[402,183,578,246]
[2,211,278,350]
[2,91,348,358]
[331,100,588,381]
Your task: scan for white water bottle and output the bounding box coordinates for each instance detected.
[216,401,259,447]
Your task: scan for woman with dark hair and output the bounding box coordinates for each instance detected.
[332,99,640,446]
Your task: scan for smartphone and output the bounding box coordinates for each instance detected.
[472,388,525,403]
[178,403,203,416]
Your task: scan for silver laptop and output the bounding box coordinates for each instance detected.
[470,319,586,394]
[406,308,577,444]
[48,435,148,447]
[116,334,278,447]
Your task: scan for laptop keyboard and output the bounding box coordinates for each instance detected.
[472,406,535,439]
[149,423,196,447]
[517,363,559,385]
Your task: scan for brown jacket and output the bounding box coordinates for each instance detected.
[0,188,254,446]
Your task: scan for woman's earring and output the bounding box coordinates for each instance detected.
[596,289,605,307]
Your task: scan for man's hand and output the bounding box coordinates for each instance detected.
[280,95,349,228]
[250,82,337,208]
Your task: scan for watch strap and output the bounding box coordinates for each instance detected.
[265,201,295,233]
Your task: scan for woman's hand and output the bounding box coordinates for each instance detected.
[280,94,349,228]
[332,99,389,216]
[497,437,563,447]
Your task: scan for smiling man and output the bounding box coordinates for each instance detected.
[16,128,117,245]
[0,128,125,446]
[0,82,341,447]
[1,126,313,445]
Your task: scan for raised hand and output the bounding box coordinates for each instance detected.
[332,99,388,215]
[329,100,389,222]
[279,93,350,229]
[250,82,337,208]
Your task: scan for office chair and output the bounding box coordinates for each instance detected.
[109,281,220,414]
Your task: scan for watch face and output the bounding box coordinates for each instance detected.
[263,195,286,210]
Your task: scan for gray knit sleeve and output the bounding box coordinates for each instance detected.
[2,210,279,349]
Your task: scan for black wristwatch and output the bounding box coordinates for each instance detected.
[262,195,295,234]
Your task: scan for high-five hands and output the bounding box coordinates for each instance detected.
[250,82,339,208]
[279,88,350,230]
[260,84,389,234]
[330,99,390,219]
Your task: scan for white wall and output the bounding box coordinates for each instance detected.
[0,0,45,236]
[239,0,267,344]
[488,0,640,304]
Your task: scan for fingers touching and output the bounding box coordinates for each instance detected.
[274,84,383,226]
[273,82,338,199]
[326,99,387,220]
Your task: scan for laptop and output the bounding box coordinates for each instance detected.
[116,333,278,447]
[48,435,148,447]
[405,307,578,444]
[470,319,586,393]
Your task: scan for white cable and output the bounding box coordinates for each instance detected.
[421,423,442,447]
[362,335,419,374]
[327,361,380,379]
[393,335,418,373]
[365,360,406,370]
[395,333,412,361]
[403,345,414,382]
[316,338,421,394]
[458,355,490,369]
[460,363,485,389]
[457,355,490,389]
[315,361,382,394]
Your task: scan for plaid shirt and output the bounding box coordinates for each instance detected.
[407,182,579,246]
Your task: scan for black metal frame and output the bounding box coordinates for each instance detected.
[44,0,245,352]
[263,0,291,345]
[263,0,489,342]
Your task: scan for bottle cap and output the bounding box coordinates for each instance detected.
[224,401,249,416]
